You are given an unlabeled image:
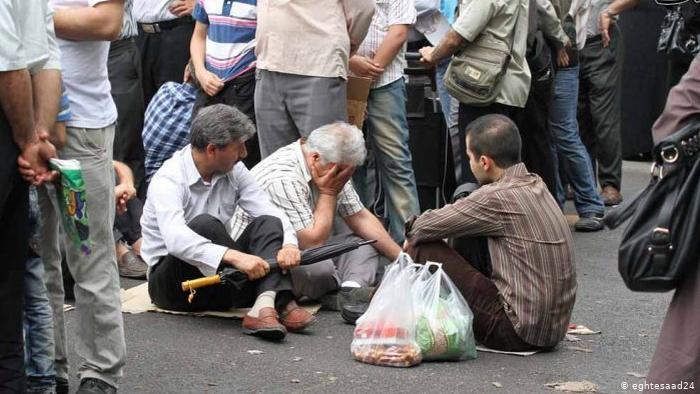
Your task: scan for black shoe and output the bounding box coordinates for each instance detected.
[76,378,116,394]
[56,377,69,394]
[574,213,604,232]
[338,286,374,324]
[319,291,340,311]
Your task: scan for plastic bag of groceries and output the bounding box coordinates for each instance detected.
[351,253,422,367]
[412,262,476,361]
[48,158,92,255]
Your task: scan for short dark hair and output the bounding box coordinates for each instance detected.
[465,114,521,168]
[190,104,256,150]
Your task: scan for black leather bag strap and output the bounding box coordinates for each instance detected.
[604,183,653,229]
[648,187,677,274]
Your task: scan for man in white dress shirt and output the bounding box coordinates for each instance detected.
[141,104,313,340]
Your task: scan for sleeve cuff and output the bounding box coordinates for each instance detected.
[200,244,228,271]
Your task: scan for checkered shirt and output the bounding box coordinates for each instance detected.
[142,82,197,182]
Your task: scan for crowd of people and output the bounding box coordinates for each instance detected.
[1,0,697,393]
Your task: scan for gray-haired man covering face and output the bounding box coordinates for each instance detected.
[230,122,402,323]
[141,104,312,341]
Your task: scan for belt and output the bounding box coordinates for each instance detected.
[585,34,603,45]
[138,17,193,34]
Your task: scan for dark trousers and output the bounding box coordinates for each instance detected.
[457,102,521,184]
[0,111,28,391]
[109,38,146,198]
[517,77,557,194]
[114,196,143,245]
[578,28,623,189]
[192,70,261,168]
[148,214,293,312]
[407,240,538,352]
[137,18,195,107]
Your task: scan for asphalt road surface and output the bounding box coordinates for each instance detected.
[62,161,672,393]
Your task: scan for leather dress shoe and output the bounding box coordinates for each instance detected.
[242,307,287,340]
[118,250,147,279]
[280,306,316,332]
[601,185,623,206]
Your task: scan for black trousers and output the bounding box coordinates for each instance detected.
[516,76,557,194]
[457,102,521,184]
[192,70,261,168]
[578,29,623,189]
[148,214,293,312]
[137,18,195,107]
[0,111,28,391]
[108,38,146,198]
[114,196,143,245]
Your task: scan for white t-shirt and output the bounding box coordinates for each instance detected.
[51,0,118,129]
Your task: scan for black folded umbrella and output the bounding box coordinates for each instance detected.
[181,239,377,301]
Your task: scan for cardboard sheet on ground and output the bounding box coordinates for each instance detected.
[120,283,321,318]
[476,345,541,356]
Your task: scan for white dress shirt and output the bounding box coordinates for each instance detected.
[140,145,298,277]
[133,0,177,23]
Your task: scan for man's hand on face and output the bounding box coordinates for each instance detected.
[225,250,270,280]
[310,162,355,196]
[276,244,301,273]
[349,55,384,80]
[17,131,58,185]
[169,0,194,17]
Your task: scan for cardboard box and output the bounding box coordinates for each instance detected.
[347,76,372,129]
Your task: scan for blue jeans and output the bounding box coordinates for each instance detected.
[435,58,462,182]
[353,78,420,243]
[24,256,56,393]
[549,65,604,215]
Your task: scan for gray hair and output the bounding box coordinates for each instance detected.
[190,104,255,150]
[305,122,366,166]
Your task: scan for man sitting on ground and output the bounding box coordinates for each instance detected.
[405,114,577,351]
[141,104,312,340]
[230,122,402,323]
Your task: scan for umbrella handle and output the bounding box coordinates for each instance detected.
[181,275,222,292]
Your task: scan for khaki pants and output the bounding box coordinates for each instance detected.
[39,125,126,387]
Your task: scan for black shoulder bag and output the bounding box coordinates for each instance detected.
[604,117,700,292]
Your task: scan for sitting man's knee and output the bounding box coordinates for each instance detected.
[248,215,282,233]
[187,214,223,237]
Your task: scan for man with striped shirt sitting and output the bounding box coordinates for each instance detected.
[229,122,402,324]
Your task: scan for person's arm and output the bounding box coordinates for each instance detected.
[190,5,222,96]
[341,0,375,55]
[373,24,411,68]
[297,193,337,249]
[169,0,194,17]
[598,0,637,47]
[536,0,569,49]
[31,70,61,140]
[344,208,402,261]
[113,160,136,214]
[406,192,504,246]
[53,0,124,41]
[420,0,500,65]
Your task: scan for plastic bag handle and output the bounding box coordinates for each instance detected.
[424,261,443,268]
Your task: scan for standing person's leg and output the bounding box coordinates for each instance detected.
[436,58,463,182]
[517,77,557,194]
[108,38,146,197]
[219,72,260,168]
[254,70,300,158]
[285,74,348,138]
[549,66,605,216]
[586,31,623,199]
[60,125,126,388]
[24,256,56,393]
[0,119,28,392]
[154,22,195,99]
[37,185,68,386]
[361,79,420,243]
[136,29,159,107]
[644,263,700,392]
[406,240,538,352]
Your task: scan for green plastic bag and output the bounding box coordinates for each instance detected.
[412,262,477,361]
[49,158,92,255]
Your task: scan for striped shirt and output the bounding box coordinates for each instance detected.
[407,163,577,347]
[229,140,365,240]
[118,0,138,39]
[354,0,417,88]
[142,82,197,181]
[193,0,256,82]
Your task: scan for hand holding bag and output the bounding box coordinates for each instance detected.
[604,117,700,292]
